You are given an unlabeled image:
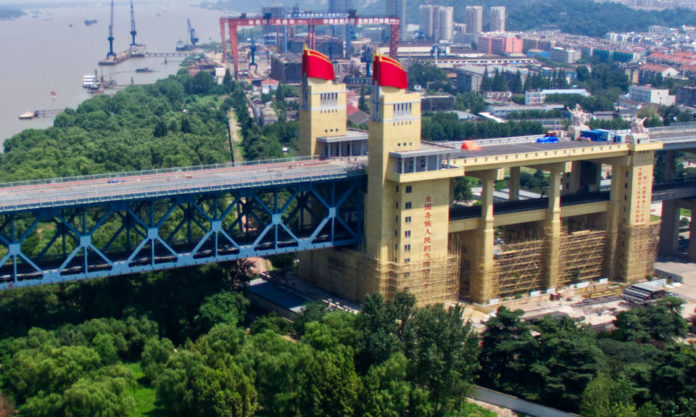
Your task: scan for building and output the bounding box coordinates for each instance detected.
[270,54,303,83]
[437,6,454,42]
[282,44,668,309]
[419,5,435,39]
[549,47,581,64]
[525,90,546,105]
[419,5,453,42]
[485,91,512,101]
[421,94,455,112]
[328,0,352,13]
[676,85,696,106]
[628,85,676,106]
[477,35,523,55]
[465,6,483,34]
[387,0,407,39]
[489,6,506,32]
[297,63,661,305]
[261,78,279,94]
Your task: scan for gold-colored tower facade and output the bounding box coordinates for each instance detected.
[297,67,662,306]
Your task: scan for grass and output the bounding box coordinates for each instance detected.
[680,208,692,217]
[126,362,166,417]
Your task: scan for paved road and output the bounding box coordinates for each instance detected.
[0,158,364,212]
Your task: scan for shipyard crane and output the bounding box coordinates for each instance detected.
[106,0,116,58]
[129,0,137,46]
[187,19,199,47]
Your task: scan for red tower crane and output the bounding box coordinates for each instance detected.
[219,14,400,79]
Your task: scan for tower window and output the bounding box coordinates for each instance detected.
[406,186,412,193]
[405,202,412,209]
[405,216,412,224]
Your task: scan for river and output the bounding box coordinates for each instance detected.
[0,1,230,144]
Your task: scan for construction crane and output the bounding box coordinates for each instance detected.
[129,0,137,46]
[361,47,372,77]
[106,0,115,58]
[187,19,199,48]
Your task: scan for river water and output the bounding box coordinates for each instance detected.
[0,2,228,144]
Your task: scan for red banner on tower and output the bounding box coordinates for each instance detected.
[373,53,408,89]
[302,46,335,81]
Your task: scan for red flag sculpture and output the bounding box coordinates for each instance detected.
[302,46,335,81]
[373,53,408,89]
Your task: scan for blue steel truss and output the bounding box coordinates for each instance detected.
[0,177,364,289]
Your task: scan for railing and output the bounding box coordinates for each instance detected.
[648,122,696,133]
[0,156,324,190]
[0,161,366,212]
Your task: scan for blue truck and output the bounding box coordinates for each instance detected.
[579,129,613,142]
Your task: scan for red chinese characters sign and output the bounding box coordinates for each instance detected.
[423,195,432,287]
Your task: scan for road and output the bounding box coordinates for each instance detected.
[0,158,364,212]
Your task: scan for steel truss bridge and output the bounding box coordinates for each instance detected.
[0,158,364,289]
[0,129,695,291]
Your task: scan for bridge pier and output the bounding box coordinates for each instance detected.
[468,169,497,302]
[508,166,520,201]
[543,163,564,291]
[659,199,680,257]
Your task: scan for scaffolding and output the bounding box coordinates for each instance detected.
[618,221,660,282]
[491,231,545,299]
[382,255,460,305]
[558,227,607,287]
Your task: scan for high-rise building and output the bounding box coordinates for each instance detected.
[387,0,407,39]
[437,6,454,42]
[465,6,483,34]
[420,5,435,39]
[420,5,453,42]
[328,0,352,14]
[489,6,506,32]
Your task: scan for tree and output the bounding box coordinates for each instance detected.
[193,290,249,334]
[142,337,175,382]
[296,345,359,417]
[408,63,447,89]
[223,69,233,92]
[453,177,475,202]
[62,369,137,417]
[533,316,606,409]
[356,353,411,417]
[406,304,480,415]
[478,307,536,393]
[581,374,636,417]
[612,296,688,344]
[359,88,369,113]
[293,301,328,336]
[479,68,492,92]
[192,71,216,94]
[511,71,524,94]
[154,350,257,417]
[153,119,168,137]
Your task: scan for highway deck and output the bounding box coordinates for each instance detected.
[0,157,365,212]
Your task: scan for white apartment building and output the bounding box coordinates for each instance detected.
[628,85,676,106]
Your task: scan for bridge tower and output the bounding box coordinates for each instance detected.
[362,75,459,304]
[298,49,346,157]
[299,52,460,304]
[607,130,663,282]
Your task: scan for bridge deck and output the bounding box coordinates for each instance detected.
[0,158,365,212]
